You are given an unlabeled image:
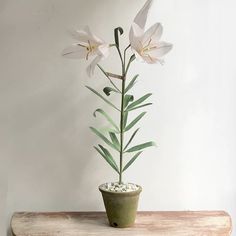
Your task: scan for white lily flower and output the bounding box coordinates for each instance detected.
[129,0,172,64]
[62,26,110,76]
[130,22,172,64]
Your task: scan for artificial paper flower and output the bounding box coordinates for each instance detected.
[129,0,172,64]
[62,26,110,76]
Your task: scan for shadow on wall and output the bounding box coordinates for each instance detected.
[7,228,12,236]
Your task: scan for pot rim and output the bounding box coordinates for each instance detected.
[98,183,142,195]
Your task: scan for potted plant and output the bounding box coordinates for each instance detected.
[62,0,172,228]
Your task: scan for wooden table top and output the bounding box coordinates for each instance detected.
[11,211,232,236]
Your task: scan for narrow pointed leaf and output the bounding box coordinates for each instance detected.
[98,145,119,171]
[86,86,120,111]
[126,93,152,111]
[123,111,128,129]
[90,127,119,151]
[124,128,140,151]
[97,64,121,93]
[93,109,119,132]
[103,87,120,96]
[126,103,152,112]
[123,151,142,172]
[125,112,146,132]
[109,132,120,149]
[124,94,134,108]
[125,74,138,93]
[125,141,156,153]
[102,127,120,134]
[94,146,119,173]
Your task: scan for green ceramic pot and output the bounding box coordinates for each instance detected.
[99,184,142,228]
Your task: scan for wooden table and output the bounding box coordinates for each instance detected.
[11,211,232,236]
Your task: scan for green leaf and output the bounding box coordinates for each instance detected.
[109,132,120,149]
[86,86,120,111]
[125,141,156,153]
[125,112,146,132]
[124,94,134,108]
[93,109,119,132]
[97,64,121,93]
[94,146,119,173]
[125,74,138,93]
[114,27,124,47]
[123,111,128,129]
[126,103,153,112]
[103,87,119,96]
[90,127,119,151]
[102,127,120,134]
[123,152,142,172]
[124,128,140,151]
[126,93,152,111]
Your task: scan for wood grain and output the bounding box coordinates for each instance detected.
[11,211,232,236]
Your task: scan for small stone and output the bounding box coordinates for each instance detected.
[100,182,139,193]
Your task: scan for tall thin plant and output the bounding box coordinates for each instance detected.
[62,0,172,184]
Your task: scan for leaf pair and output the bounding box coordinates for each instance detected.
[109,132,120,150]
[126,93,152,112]
[125,75,152,111]
[124,94,134,108]
[93,109,119,132]
[123,151,142,172]
[123,140,156,171]
[125,112,146,132]
[125,141,156,153]
[125,74,138,93]
[90,127,120,152]
[94,145,119,173]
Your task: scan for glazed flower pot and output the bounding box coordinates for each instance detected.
[99,184,142,228]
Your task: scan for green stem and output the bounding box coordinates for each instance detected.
[119,77,125,184]
[115,43,133,184]
[123,44,131,69]
[116,46,124,73]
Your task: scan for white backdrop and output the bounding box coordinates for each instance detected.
[0,0,236,235]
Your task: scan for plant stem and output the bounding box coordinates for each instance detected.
[119,77,125,184]
[118,48,134,184]
[115,42,133,184]
[124,44,131,68]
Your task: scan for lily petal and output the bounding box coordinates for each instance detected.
[62,44,87,59]
[133,0,153,29]
[131,22,144,38]
[86,56,102,77]
[142,23,163,45]
[84,26,104,44]
[133,50,146,62]
[129,0,152,44]
[148,41,173,58]
[140,55,158,64]
[68,26,104,45]
[130,23,144,51]
[97,44,110,58]
[68,29,89,44]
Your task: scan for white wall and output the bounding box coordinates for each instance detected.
[0,0,236,235]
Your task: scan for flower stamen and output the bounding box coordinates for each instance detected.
[85,40,97,60]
